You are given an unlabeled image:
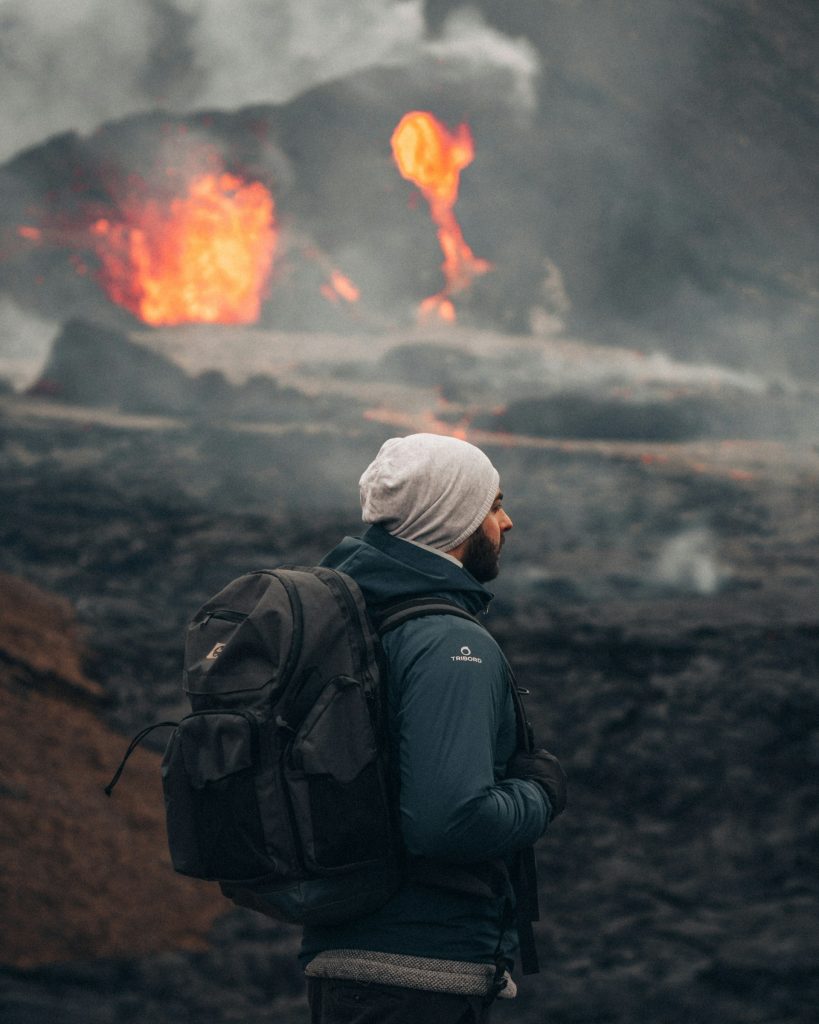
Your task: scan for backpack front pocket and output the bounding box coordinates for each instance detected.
[162,711,272,881]
[285,676,392,874]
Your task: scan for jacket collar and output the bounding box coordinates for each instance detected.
[322,524,493,616]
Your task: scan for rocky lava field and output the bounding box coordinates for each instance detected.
[1,325,819,1023]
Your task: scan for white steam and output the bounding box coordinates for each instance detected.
[0,298,56,389]
[653,527,729,595]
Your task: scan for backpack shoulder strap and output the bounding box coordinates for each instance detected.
[376,598,484,637]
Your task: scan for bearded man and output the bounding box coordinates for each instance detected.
[302,433,567,1024]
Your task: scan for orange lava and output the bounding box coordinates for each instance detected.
[90,172,277,325]
[321,269,361,304]
[391,111,491,323]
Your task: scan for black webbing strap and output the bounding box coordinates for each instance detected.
[485,895,516,1004]
[503,654,541,974]
[376,598,483,637]
[514,846,541,974]
[517,914,540,975]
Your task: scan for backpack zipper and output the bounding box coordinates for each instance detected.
[270,572,304,681]
[201,608,248,626]
[312,568,371,682]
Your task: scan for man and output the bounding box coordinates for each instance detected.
[303,433,567,1023]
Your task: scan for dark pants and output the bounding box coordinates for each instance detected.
[307,977,494,1024]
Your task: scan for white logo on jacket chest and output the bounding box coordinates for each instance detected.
[451,645,483,663]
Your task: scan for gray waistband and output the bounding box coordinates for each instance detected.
[304,949,517,999]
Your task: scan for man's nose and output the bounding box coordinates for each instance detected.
[501,511,513,531]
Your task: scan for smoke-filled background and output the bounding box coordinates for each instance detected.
[1,0,817,375]
[1,2,818,1023]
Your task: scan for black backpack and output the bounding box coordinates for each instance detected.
[105,566,485,927]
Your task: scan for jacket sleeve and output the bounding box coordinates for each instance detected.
[383,616,551,863]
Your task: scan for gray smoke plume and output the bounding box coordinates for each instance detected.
[1,0,815,381]
[0,0,539,380]
[0,0,538,163]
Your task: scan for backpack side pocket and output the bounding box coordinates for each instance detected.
[285,676,393,874]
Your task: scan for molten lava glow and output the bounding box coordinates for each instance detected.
[391,111,491,322]
[91,172,276,325]
[321,270,361,304]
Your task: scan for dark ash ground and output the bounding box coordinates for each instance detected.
[1,331,818,1023]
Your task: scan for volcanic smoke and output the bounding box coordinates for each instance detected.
[390,111,491,323]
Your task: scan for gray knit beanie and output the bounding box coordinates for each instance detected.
[359,433,500,552]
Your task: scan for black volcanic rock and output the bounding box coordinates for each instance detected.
[28,318,342,422]
[30,318,196,414]
[475,388,809,442]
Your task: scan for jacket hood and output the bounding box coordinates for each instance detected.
[320,524,493,615]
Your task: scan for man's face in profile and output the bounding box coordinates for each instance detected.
[461,492,512,582]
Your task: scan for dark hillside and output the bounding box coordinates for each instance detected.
[0,573,224,967]
[1,395,818,1022]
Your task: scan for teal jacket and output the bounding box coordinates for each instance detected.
[300,525,551,965]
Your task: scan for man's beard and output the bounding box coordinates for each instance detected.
[461,526,503,582]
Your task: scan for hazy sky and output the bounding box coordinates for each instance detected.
[0,0,538,163]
